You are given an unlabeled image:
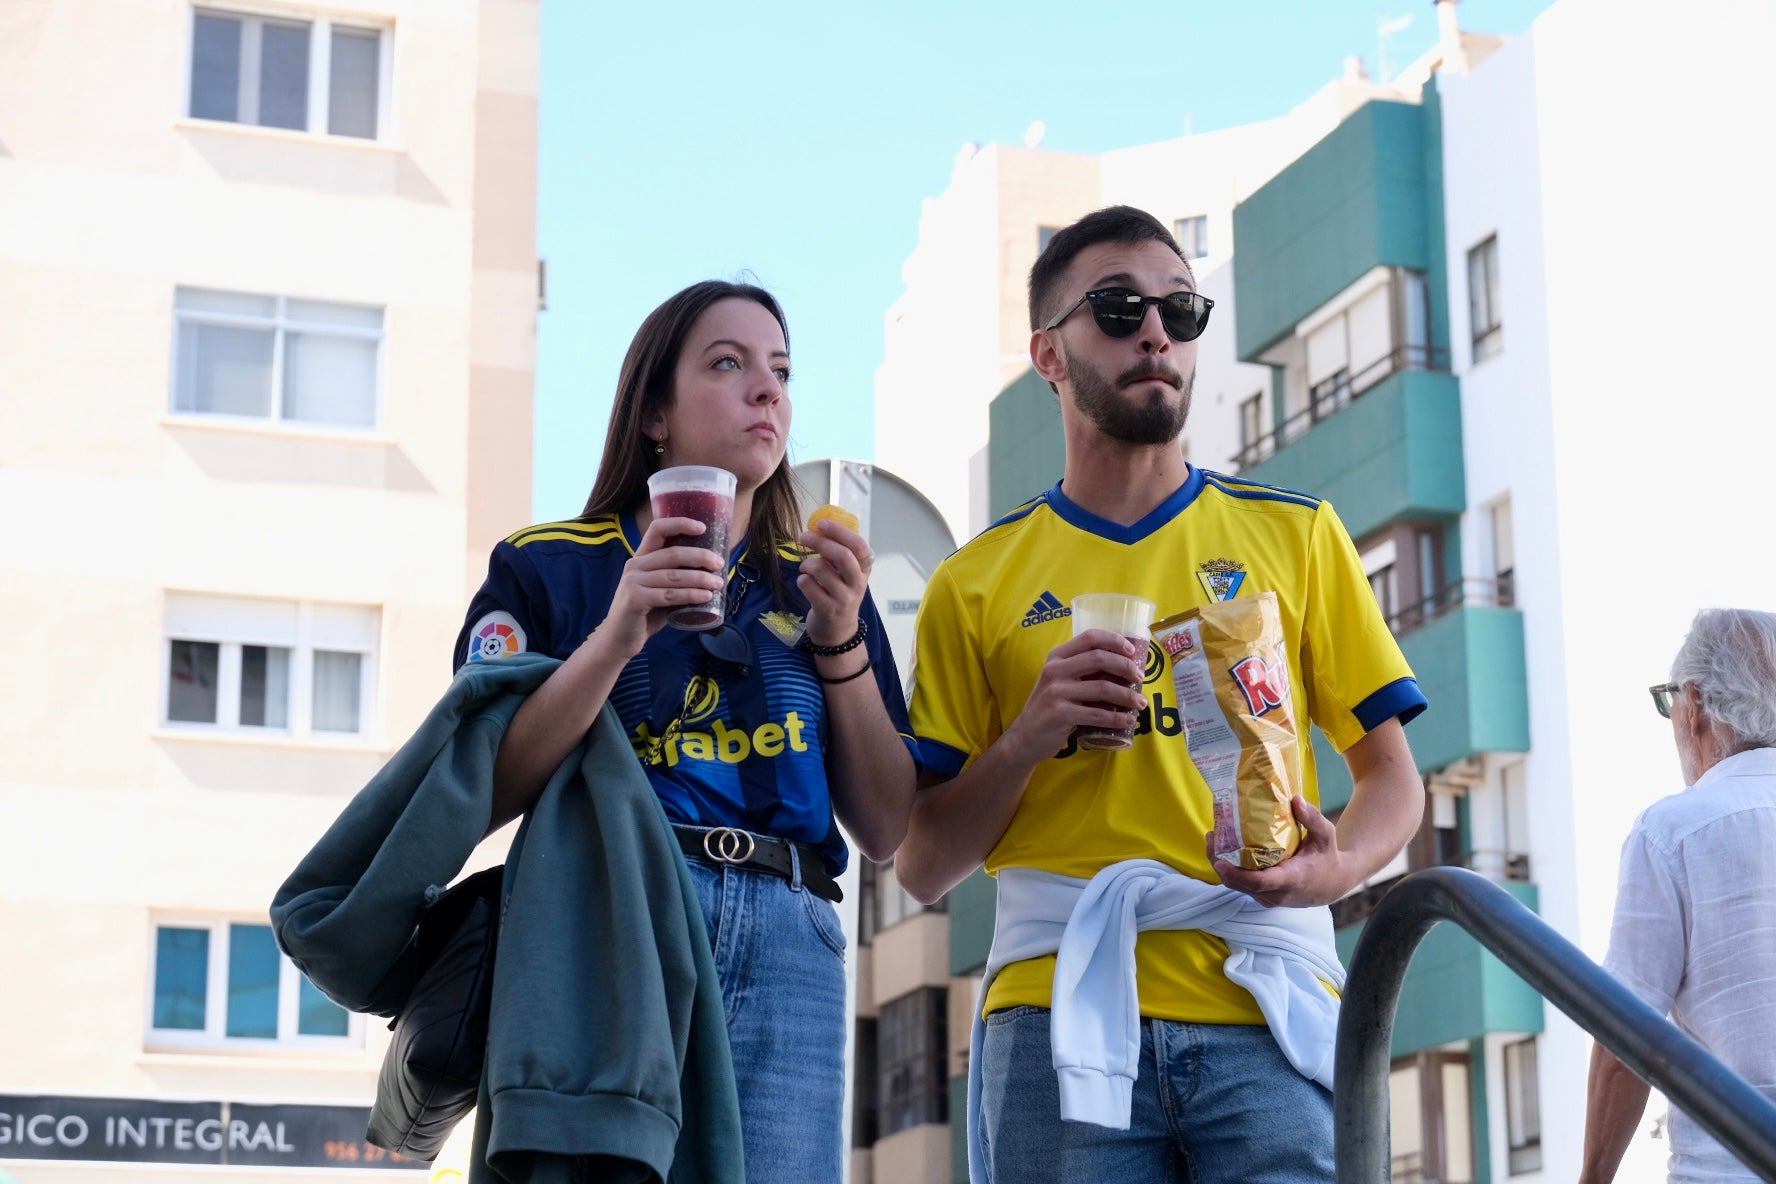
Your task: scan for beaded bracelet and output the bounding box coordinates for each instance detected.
[800,617,868,656]
[815,659,873,685]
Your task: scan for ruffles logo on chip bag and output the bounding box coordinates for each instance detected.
[1152,590,1304,870]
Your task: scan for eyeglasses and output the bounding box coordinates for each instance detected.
[1649,682,1681,719]
[1043,287,1214,343]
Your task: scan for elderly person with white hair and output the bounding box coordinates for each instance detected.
[1580,608,1776,1184]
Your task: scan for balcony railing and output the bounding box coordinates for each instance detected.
[1331,846,1533,931]
[1385,572,1515,639]
[1232,343,1450,472]
[1465,847,1532,883]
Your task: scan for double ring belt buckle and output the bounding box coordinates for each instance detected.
[702,827,756,865]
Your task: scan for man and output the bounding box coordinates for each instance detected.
[1581,607,1776,1184]
[897,205,1428,1181]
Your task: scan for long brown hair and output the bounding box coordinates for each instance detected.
[582,280,805,608]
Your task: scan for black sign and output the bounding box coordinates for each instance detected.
[0,1096,424,1170]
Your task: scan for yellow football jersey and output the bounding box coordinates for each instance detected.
[910,468,1425,1023]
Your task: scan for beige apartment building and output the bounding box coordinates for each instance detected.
[0,2,536,1180]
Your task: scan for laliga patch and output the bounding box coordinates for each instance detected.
[467,611,526,663]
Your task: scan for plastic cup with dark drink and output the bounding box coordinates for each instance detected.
[1071,593,1157,751]
[646,465,737,631]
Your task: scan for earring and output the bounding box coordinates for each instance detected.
[653,441,665,455]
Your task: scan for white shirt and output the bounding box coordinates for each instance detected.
[1604,746,1776,1184]
[966,861,1344,1184]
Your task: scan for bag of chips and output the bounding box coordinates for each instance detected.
[1151,590,1303,870]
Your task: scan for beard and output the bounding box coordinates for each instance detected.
[1066,351,1193,446]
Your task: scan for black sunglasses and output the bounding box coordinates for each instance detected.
[695,564,757,676]
[1649,682,1681,719]
[1044,287,1214,343]
[699,623,753,677]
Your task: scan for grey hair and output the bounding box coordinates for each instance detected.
[1670,608,1776,748]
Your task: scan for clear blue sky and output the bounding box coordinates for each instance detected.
[532,0,1556,521]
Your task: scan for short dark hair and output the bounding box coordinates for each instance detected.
[582,279,803,607]
[1028,205,1191,331]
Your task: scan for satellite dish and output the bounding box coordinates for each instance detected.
[791,459,957,696]
[1024,120,1047,149]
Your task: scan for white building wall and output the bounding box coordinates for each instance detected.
[1442,1,1776,1179]
[875,143,1102,543]
[0,1,536,1178]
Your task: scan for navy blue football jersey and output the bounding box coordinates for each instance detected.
[455,512,916,874]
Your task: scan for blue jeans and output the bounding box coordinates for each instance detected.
[978,1005,1334,1184]
[686,860,847,1184]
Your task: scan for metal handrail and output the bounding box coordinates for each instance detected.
[1336,867,1776,1182]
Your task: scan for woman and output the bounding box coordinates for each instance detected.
[453,280,918,1178]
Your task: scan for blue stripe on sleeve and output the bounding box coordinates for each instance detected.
[900,733,924,770]
[1353,677,1429,731]
[917,737,970,778]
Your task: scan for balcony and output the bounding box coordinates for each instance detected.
[947,866,996,977]
[1334,879,1545,1057]
[1401,598,1530,775]
[1233,356,1465,545]
[1234,99,1438,361]
[1312,576,1527,810]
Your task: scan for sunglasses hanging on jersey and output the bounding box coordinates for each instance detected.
[1043,287,1214,343]
[695,564,756,677]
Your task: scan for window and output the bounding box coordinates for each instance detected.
[1468,236,1503,362]
[1037,226,1061,252]
[877,988,947,1136]
[150,919,358,1048]
[1384,1052,1475,1184]
[1504,1037,1542,1174]
[173,288,383,428]
[1362,537,1399,624]
[875,859,942,933]
[1173,215,1208,260]
[1490,496,1516,604]
[189,8,386,139]
[162,595,378,738]
[1417,530,1439,607]
[851,1017,879,1147]
[1389,1060,1425,1183]
[1237,392,1268,467]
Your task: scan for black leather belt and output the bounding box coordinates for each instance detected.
[672,825,844,904]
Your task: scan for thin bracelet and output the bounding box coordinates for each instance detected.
[815,658,873,685]
[801,618,868,656]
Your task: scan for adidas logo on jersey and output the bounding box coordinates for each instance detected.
[1021,591,1071,628]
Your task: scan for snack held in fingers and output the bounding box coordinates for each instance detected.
[1153,590,1303,870]
[807,503,861,535]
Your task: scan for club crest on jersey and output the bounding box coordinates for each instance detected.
[467,611,526,663]
[1021,590,1071,628]
[1197,558,1247,603]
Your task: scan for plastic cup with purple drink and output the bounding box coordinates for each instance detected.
[646,465,737,631]
[1070,592,1157,751]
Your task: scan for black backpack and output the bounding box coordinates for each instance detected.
[366,864,503,1162]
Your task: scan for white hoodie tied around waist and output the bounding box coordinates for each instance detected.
[966,860,1346,1183]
